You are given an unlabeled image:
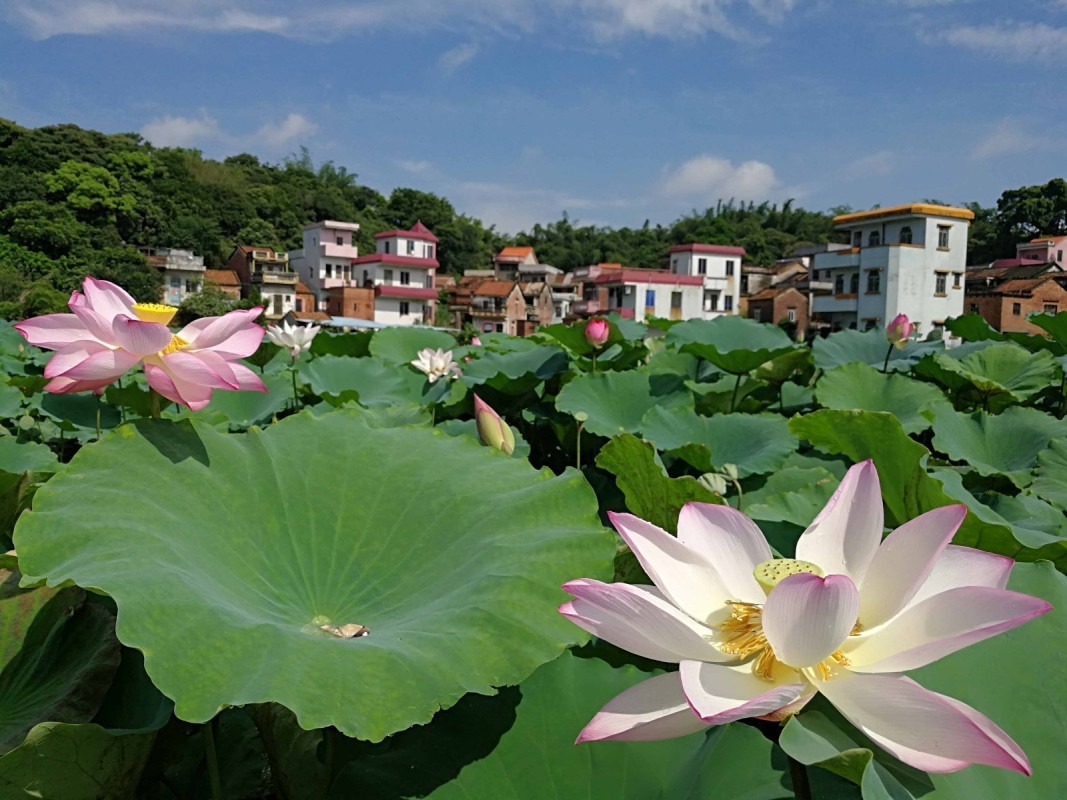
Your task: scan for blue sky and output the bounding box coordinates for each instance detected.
[0,0,1063,234]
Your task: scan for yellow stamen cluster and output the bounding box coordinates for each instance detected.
[160,334,189,355]
[132,302,178,326]
[720,601,779,680]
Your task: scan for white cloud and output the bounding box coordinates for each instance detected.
[398,159,433,173]
[140,112,222,147]
[938,22,1067,61]
[252,113,317,150]
[971,119,1055,160]
[844,151,893,180]
[439,42,479,73]
[660,155,781,202]
[5,0,800,42]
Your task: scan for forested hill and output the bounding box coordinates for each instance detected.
[0,118,1062,319]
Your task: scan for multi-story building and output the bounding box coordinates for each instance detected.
[288,220,362,308]
[350,222,439,325]
[667,244,744,318]
[570,263,705,322]
[1016,235,1067,267]
[966,262,1067,334]
[227,245,297,320]
[810,203,973,335]
[138,247,206,307]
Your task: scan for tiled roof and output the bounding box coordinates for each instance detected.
[204,269,240,286]
[668,243,746,256]
[497,246,534,259]
[473,280,517,297]
[296,281,314,294]
[293,311,330,321]
[373,220,439,243]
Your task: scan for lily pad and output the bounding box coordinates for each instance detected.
[814,362,950,434]
[330,651,791,799]
[915,344,1058,410]
[299,355,429,407]
[460,345,570,395]
[813,329,942,372]
[929,405,1067,487]
[14,409,613,741]
[369,327,456,364]
[667,316,796,374]
[1031,438,1067,510]
[745,467,841,527]
[555,370,693,437]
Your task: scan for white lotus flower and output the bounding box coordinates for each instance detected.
[560,460,1051,775]
[411,347,461,383]
[266,321,320,361]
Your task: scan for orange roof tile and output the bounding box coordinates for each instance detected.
[204,269,240,286]
[473,280,518,297]
[498,246,534,259]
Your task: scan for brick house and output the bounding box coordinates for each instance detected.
[965,262,1067,334]
[202,269,242,301]
[746,286,809,338]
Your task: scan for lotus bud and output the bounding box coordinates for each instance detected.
[886,314,913,349]
[473,395,515,455]
[471,336,482,346]
[585,318,609,348]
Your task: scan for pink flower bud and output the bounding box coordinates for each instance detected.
[585,318,609,348]
[471,336,482,346]
[473,394,515,455]
[886,314,913,349]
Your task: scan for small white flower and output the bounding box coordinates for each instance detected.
[266,321,320,360]
[411,347,461,383]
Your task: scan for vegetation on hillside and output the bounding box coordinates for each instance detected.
[0,117,1062,319]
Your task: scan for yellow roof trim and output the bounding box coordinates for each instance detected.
[833,203,975,225]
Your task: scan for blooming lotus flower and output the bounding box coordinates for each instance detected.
[886,314,913,348]
[585,317,609,348]
[560,461,1050,775]
[473,394,515,455]
[411,347,461,383]
[266,320,320,361]
[15,276,266,411]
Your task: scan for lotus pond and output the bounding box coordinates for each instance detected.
[1,308,1065,800]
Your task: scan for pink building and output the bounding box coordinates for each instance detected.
[1016,235,1067,267]
[289,220,362,306]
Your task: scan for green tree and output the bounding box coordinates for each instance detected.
[176,284,235,326]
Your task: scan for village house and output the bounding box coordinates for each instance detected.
[746,286,809,338]
[288,220,362,307]
[202,269,242,300]
[138,246,205,307]
[965,262,1067,334]
[227,245,298,320]
[667,244,744,318]
[810,203,972,335]
[570,262,706,322]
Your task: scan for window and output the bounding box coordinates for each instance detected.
[400,271,410,285]
[725,260,735,276]
[1059,249,1064,262]
[869,231,881,247]
[697,258,707,275]
[336,236,343,246]
[671,291,682,308]
[170,277,181,288]
[296,299,303,312]
[935,273,947,295]
[645,289,656,307]
[428,245,435,259]
[325,264,333,278]
[1045,303,1058,314]
[400,301,410,315]
[969,303,979,313]
[407,240,415,254]
[1013,302,1022,316]
[899,226,913,245]
[850,273,859,294]
[285,295,292,302]
[952,272,961,289]
[753,308,762,321]
[482,322,493,332]
[787,307,796,322]
[704,289,719,311]
[852,231,862,247]
[835,274,845,294]
[383,269,393,282]
[495,323,504,332]
[724,295,734,311]
[385,241,391,254]
[362,270,369,284]
[671,258,679,272]
[938,226,950,249]
[866,270,880,294]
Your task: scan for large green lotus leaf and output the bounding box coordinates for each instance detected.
[595,434,721,534]
[14,410,614,740]
[667,316,796,374]
[1028,311,1067,353]
[538,319,626,356]
[814,362,950,434]
[37,393,121,431]
[0,438,59,475]
[780,700,934,800]
[922,344,1058,408]
[0,572,120,750]
[685,377,765,415]
[460,345,570,395]
[637,348,701,379]
[0,721,156,799]
[915,562,1067,799]
[435,418,532,460]
[368,327,456,364]
[745,467,840,527]
[555,370,693,437]
[330,651,791,799]
[310,329,373,358]
[945,314,1060,354]
[929,405,1067,487]
[166,371,292,429]
[813,329,943,372]
[753,347,814,385]
[299,355,429,407]
[1031,438,1067,510]
[0,384,21,418]
[641,408,797,478]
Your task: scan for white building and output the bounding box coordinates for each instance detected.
[352,221,439,325]
[667,244,744,318]
[811,203,973,335]
[573,264,706,322]
[289,220,362,306]
[139,247,205,307]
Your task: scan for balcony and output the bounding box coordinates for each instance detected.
[571,299,602,315]
[375,285,437,300]
[812,293,858,314]
[471,308,507,319]
[321,242,360,259]
[255,269,297,285]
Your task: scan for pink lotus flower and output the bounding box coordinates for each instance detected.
[471,336,482,346]
[560,461,1050,775]
[585,318,609,348]
[15,277,266,411]
[886,314,913,348]
[473,394,515,455]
